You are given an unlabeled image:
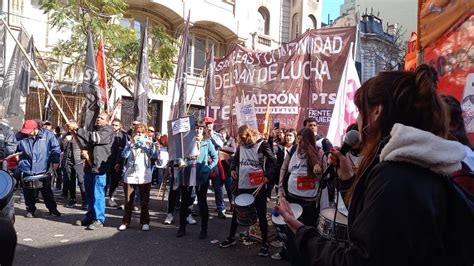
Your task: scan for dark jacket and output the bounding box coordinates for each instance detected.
[16,128,61,176]
[315,134,333,153]
[231,139,277,184]
[77,125,114,174]
[294,123,473,266]
[62,134,83,166]
[109,129,128,168]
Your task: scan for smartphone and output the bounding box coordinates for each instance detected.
[273,121,280,129]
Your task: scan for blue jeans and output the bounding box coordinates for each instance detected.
[84,172,106,223]
[212,174,233,213]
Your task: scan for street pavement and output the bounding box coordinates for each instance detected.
[12,186,289,266]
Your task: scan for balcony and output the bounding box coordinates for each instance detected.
[257,34,271,46]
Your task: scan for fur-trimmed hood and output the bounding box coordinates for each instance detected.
[380,123,466,175]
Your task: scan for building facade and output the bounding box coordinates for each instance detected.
[0,0,323,132]
[329,3,401,83]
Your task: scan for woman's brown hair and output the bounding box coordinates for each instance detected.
[297,127,322,179]
[237,125,259,144]
[132,123,148,136]
[346,64,448,202]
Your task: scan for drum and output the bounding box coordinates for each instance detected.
[234,193,257,226]
[0,170,15,210]
[317,208,349,242]
[271,203,303,225]
[21,172,50,189]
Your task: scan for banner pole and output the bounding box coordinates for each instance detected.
[1,17,69,123]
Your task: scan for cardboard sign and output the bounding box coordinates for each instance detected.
[171,116,191,136]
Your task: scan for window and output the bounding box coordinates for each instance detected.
[257,7,270,35]
[306,14,317,30]
[30,0,44,6]
[292,13,300,39]
[9,0,25,26]
[120,17,142,39]
[186,33,224,77]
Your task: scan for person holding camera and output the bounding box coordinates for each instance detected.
[118,123,156,231]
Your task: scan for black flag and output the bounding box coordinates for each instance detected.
[0,19,6,79]
[18,36,35,95]
[43,91,53,122]
[1,31,28,117]
[133,19,149,124]
[173,11,190,118]
[204,46,215,105]
[80,31,100,131]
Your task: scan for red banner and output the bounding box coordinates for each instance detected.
[425,14,473,101]
[207,27,356,135]
[424,13,474,137]
[418,0,474,49]
[405,32,417,71]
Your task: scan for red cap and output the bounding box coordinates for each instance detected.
[203,117,215,124]
[20,120,38,134]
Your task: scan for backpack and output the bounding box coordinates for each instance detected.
[443,169,474,265]
[452,162,474,195]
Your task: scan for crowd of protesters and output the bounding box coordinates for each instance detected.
[1,65,473,265]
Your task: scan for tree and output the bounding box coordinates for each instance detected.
[40,0,177,94]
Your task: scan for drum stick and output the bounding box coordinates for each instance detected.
[252,183,265,197]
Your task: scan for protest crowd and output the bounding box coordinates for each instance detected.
[0,65,473,266]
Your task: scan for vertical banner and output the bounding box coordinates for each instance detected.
[134,19,149,124]
[327,43,360,147]
[173,11,191,119]
[96,36,108,110]
[207,27,356,135]
[81,31,100,131]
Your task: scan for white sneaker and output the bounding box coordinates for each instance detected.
[118,224,127,231]
[186,214,197,225]
[141,224,150,231]
[164,213,174,224]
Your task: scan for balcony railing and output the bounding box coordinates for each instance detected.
[257,35,271,46]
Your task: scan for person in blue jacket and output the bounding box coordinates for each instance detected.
[15,119,61,218]
[176,120,218,239]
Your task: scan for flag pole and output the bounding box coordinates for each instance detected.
[1,17,69,123]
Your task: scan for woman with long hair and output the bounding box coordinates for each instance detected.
[219,125,277,257]
[176,121,218,239]
[273,127,324,263]
[276,65,472,265]
[118,123,156,231]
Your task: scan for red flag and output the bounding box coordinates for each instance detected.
[96,36,108,110]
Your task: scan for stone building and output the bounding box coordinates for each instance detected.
[0,0,323,132]
[329,3,401,83]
